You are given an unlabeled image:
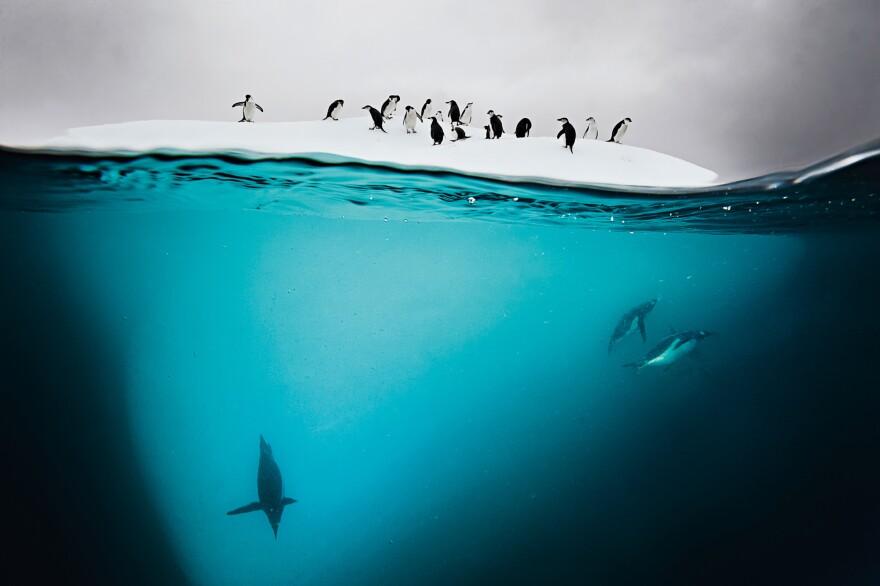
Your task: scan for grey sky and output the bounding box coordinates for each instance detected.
[1,0,878,180]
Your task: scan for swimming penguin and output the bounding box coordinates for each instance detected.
[582,117,598,139]
[446,100,461,126]
[483,125,493,139]
[421,99,433,120]
[323,99,344,121]
[362,105,388,133]
[608,117,632,143]
[403,105,421,133]
[232,94,264,122]
[514,118,532,138]
[430,116,445,145]
[381,95,400,119]
[608,299,658,353]
[487,111,504,139]
[459,102,474,126]
[557,117,576,153]
[623,330,714,373]
[227,435,297,539]
[451,127,470,142]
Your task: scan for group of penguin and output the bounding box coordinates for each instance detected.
[608,298,715,373]
[232,94,632,152]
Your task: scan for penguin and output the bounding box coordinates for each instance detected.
[323,99,344,121]
[403,105,421,133]
[381,95,400,119]
[420,99,433,120]
[362,105,387,133]
[608,299,658,353]
[451,127,470,142]
[608,117,632,143]
[582,117,598,139]
[623,330,714,373]
[483,124,493,139]
[227,435,297,539]
[514,118,531,138]
[430,116,445,145]
[231,94,264,122]
[487,110,504,139]
[557,117,576,153]
[446,100,461,126]
[459,102,474,126]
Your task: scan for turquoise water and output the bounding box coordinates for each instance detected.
[2,144,879,585]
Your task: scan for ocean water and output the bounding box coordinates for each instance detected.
[1,144,879,585]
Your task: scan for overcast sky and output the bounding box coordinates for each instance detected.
[1,0,878,179]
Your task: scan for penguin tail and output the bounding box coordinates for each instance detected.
[622,362,643,373]
[380,127,388,134]
[606,139,614,143]
[568,145,573,154]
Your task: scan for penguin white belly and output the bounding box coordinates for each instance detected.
[646,339,696,367]
[615,125,628,142]
[460,108,472,125]
[331,103,342,119]
[626,318,640,337]
[586,125,598,139]
[423,105,432,119]
[404,112,417,131]
[243,102,257,121]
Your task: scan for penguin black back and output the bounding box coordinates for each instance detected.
[446,100,461,124]
[362,105,387,133]
[488,111,504,139]
[323,99,344,120]
[430,117,445,145]
[451,127,469,142]
[557,117,576,153]
[515,118,531,138]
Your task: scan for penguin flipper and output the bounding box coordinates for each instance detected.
[227,502,263,515]
[255,104,264,112]
[282,497,297,506]
[232,102,245,108]
[638,316,646,342]
[557,129,564,139]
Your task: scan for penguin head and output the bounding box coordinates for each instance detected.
[391,95,400,102]
[625,117,632,123]
[487,110,494,115]
[557,117,569,124]
[245,94,252,100]
[362,105,372,110]
[425,99,432,104]
[405,106,413,111]
[338,100,344,106]
[466,102,473,107]
[586,117,596,123]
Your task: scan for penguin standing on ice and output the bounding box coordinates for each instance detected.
[557,117,576,153]
[323,99,344,121]
[451,127,470,142]
[381,95,400,119]
[434,109,444,122]
[515,118,531,138]
[421,99,433,120]
[483,125,493,139]
[430,116,445,145]
[362,105,388,133]
[487,110,504,139]
[446,100,461,126]
[403,106,421,133]
[232,94,264,122]
[459,102,474,126]
[608,117,632,143]
[582,117,598,139]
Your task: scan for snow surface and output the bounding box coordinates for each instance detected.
[22,116,718,188]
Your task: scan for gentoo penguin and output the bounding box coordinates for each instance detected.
[608,117,632,143]
[323,99,344,121]
[487,110,504,139]
[430,116,445,145]
[420,99,433,120]
[623,330,714,373]
[227,435,297,539]
[446,100,461,126]
[608,299,658,353]
[232,94,264,122]
[514,118,531,138]
[403,105,421,133]
[459,102,474,126]
[557,117,576,153]
[451,127,470,142]
[362,105,387,133]
[582,117,598,139]
[381,95,400,119]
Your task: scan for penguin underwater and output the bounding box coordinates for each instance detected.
[231,94,264,122]
[557,117,576,153]
[362,105,388,132]
[227,435,297,539]
[323,99,344,121]
[623,330,715,373]
[608,299,658,353]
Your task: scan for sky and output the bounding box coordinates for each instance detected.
[0,0,878,180]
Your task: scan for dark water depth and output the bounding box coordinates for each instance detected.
[1,144,879,585]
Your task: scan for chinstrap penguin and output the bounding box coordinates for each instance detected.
[487,110,504,139]
[514,118,532,138]
[430,116,445,145]
[608,117,632,143]
[381,95,400,119]
[446,100,461,126]
[323,99,344,121]
[451,127,470,142]
[420,99,433,120]
[582,117,598,139]
[362,105,388,132]
[557,117,576,153]
[232,94,264,122]
[403,105,421,133]
[459,102,474,126]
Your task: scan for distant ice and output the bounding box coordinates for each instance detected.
[22,117,718,188]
